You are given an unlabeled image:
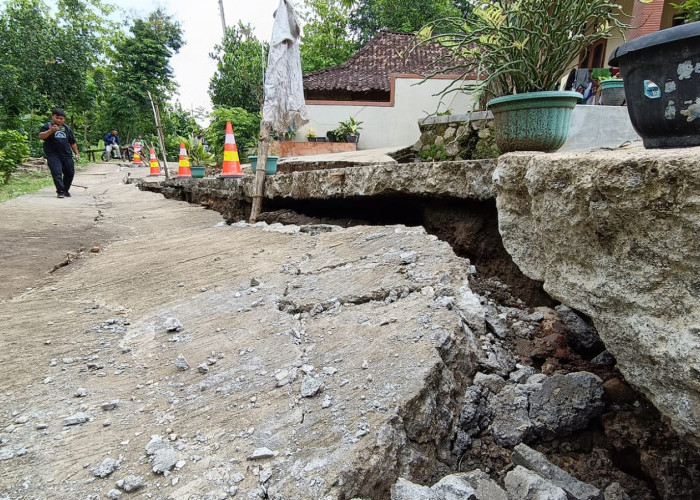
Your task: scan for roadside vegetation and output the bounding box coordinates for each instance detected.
[0,171,53,203]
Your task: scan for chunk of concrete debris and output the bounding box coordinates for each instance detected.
[106,489,121,500]
[473,372,506,394]
[197,363,209,374]
[512,443,601,500]
[101,400,120,411]
[145,435,179,474]
[63,412,91,426]
[505,465,568,500]
[300,374,324,398]
[604,482,630,500]
[528,372,605,440]
[390,477,434,499]
[116,474,145,492]
[555,305,602,351]
[92,457,120,478]
[430,474,477,499]
[74,387,88,398]
[274,368,297,387]
[249,447,279,460]
[151,448,178,474]
[453,469,507,500]
[163,317,183,332]
[174,354,189,371]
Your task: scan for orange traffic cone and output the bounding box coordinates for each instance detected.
[219,121,242,178]
[132,150,141,166]
[148,147,161,176]
[178,142,191,177]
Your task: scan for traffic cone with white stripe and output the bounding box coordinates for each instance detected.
[219,121,242,178]
[148,147,161,176]
[177,142,191,177]
[132,150,141,166]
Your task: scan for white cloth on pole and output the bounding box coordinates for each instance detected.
[262,0,308,133]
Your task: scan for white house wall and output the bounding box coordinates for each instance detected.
[302,77,476,150]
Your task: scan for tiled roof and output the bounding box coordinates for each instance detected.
[303,31,463,93]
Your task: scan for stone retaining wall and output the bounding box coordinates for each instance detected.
[413,111,499,162]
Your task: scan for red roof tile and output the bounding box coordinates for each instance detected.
[303,31,463,94]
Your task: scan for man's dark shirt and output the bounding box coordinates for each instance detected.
[40,122,76,158]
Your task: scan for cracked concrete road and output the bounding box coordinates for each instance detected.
[0,163,476,499]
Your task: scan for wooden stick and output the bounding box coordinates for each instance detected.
[250,122,271,222]
[147,90,170,180]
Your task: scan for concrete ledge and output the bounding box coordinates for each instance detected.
[140,159,498,204]
[420,111,492,126]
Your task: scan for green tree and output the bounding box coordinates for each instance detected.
[349,0,461,44]
[104,8,184,140]
[300,0,356,73]
[0,0,109,152]
[209,23,268,114]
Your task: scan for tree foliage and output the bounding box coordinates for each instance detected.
[207,107,260,163]
[103,8,184,140]
[349,0,461,44]
[300,0,356,73]
[0,130,30,183]
[209,23,268,114]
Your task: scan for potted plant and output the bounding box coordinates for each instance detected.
[338,117,363,143]
[609,21,700,148]
[181,136,215,178]
[306,129,317,142]
[419,0,655,152]
[598,75,626,106]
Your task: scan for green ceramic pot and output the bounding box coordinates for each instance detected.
[249,155,279,175]
[487,91,582,152]
[190,166,206,178]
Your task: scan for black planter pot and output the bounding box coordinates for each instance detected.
[609,21,700,148]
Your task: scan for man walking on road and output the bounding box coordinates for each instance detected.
[38,108,79,198]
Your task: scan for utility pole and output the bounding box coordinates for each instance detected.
[218,0,226,37]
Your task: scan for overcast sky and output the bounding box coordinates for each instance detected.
[120,0,283,116]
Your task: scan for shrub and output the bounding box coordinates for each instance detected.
[208,107,260,163]
[0,130,30,184]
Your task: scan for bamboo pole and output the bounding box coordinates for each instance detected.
[249,122,271,222]
[147,91,170,180]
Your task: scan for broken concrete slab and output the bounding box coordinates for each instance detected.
[512,443,602,500]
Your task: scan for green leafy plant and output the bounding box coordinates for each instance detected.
[181,136,215,167]
[672,0,700,22]
[0,130,30,184]
[591,68,612,82]
[326,129,346,142]
[337,117,363,136]
[418,0,655,99]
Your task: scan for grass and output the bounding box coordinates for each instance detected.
[0,170,54,203]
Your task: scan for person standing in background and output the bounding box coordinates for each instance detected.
[38,108,79,198]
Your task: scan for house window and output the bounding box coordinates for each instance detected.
[580,40,607,69]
